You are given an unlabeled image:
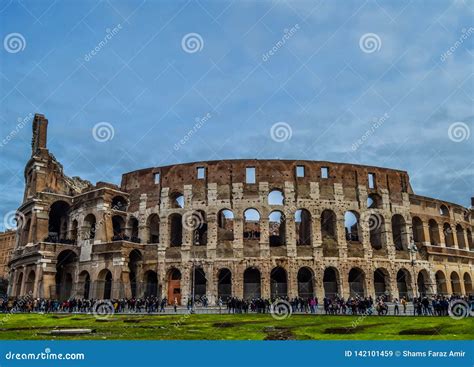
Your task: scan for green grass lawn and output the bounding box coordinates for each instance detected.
[0,313,472,340]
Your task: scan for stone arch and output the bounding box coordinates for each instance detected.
[367,193,382,209]
[321,210,337,256]
[369,214,385,250]
[112,215,125,240]
[463,273,472,295]
[243,208,260,241]
[396,268,412,299]
[25,270,35,295]
[217,268,232,301]
[417,269,431,297]
[392,214,407,250]
[127,216,140,243]
[111,195,128,211]
[269,210,285,247]
[217,209,234,242]
[467,229,473,250]
[297,267,314,298]
[323,267,340,298]
[443,223,454,248]
[295,209,311,246]
[435,270,448,295]
[373,268,390,298]
[70,219,78,243]
[192,267,207,301]
[55,250,78,300]
[270,266,287,298]
[192,210,208,246]
[450,271,461,294]
[97,269,113,299]
[83,214,96,240]
[348,267,366,297]
[412,216,424,243]
[243,267,261,299]
[268,189,284,205]
[147,214,160,244]
[144,270,158,297]
[170,192,184,208]
[128,249,143,298]
[78,270,91,299]
[167,268,182,305]
[48,201,70,242]
[456,224,466,249]
[439,204,449,217]
[345,211,360,242]
[169,213,183,246]
[429,219,440,245]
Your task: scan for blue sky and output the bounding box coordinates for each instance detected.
[0,0,473,230]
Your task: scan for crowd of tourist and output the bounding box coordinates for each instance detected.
[0,294,471,316]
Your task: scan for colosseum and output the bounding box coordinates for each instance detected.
[7,114,474,304]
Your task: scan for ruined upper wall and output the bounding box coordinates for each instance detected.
[120,159,413,211]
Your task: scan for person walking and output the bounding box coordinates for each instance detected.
[393,298,399,315]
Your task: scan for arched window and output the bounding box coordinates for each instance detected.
[456,224,465,249]
[83,214,96,240]
[192,210,208,246]
[429,219,440,246]
[439,205,449,217]
[147,214,160,244]
[243,209,260,241]
[128,250,143,298]
[112,215,125,241]
[467,229,473,250]
[127,217,140,243]
[369,214,385,250]
[443,223,454,247]
[170,192,184,208]
[111,196,128,211]
[268,190,284,205]
[48,201,70,243]
[70,220,78,244]
[391,214,407,250]
[321,209,337,240]
[412,217,424,243]
[217,209,234,242]
[169,214,183,247]
[367,193,382,209]
[269,211,285,246]
[295,209,311,246]
[344,211,360,242]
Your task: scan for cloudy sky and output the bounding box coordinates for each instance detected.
[0,0,473,230]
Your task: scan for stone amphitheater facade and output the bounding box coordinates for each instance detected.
[7,114,474,304]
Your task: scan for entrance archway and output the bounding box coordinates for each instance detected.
[217,268,232,301]
[348,268,366,297]
[193,267,207,301]
[374,268,390,298]
[167,268,181,305]
[79,271,91,299]
[297,267,314,298]
[435,271,447,295]
[97,269,113,299]
[323,267,339,298]
[397,269,412,300]
[270,267,287,298]
[243,267,261,299]
[464,273,472,295]
[144,271,158,297]
[450,272,461,294]
[417,270,430,297]
[55,250,77,300]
